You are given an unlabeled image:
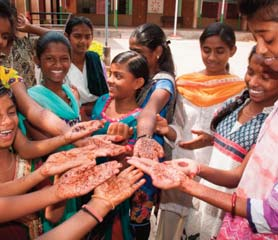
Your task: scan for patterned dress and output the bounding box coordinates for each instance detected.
[0,155,42,239]
[1,37,36,88]
[184,98,273,240]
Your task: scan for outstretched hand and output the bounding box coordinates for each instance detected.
[56,161,122,199]
[94,166,145,207]
[39,147,96,177]
[64,120,104,144]
[133,137,164,160]
[155,114,169,136]
[178,129,214,150]
[107,122,133,141]
[127,157,185,190]
[84,136,131,157]
[163,158,199,178]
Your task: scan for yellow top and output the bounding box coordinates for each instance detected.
[0,66,24,89]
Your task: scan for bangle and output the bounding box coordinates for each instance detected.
[81,204,103,223]
[231,192,237,218]
[91,195,115,210]
[137,134,153,140]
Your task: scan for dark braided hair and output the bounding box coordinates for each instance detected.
[210,45,257,131]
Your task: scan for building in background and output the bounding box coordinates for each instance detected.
[10,0,247,31]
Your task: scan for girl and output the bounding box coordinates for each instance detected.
[64,16,108,121]
[155,22,246,240]
[129,23,176,239]
[22,31,81,232]
[0,85,110,239]
[89,50,149,240]
[0,1,89,160]
[0,0,37,88]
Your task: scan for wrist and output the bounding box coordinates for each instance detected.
[87,198,112,218]
[137,134,153,140]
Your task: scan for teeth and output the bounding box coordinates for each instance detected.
[0,130,12,136]
[52,70,62,74]
[249,89,263,94]
[0,130,12,134]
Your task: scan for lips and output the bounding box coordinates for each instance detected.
[0,129,14,142]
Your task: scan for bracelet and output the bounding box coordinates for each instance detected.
[81,204,103,223]
[137,134,153,140]
[91,195,115,210]
[231,192,237,218]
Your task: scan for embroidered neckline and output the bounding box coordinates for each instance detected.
[101,96,141,122]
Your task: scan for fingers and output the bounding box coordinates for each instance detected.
[191,129,204,135]
[107,122,130,140]
[127,157,154,175]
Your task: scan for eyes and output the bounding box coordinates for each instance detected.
[246,67,271,81]
[202,47,226,55]
[42,56,71,64]
[71,33,92,41]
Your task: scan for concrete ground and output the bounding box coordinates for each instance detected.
[94,27,256,79]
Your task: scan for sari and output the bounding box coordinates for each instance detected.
[27,84,80,232]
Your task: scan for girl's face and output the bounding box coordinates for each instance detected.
[38,42,71,84]
[245,53,278,106]
[0,94,17,149]
[129,37,161,74]
[0,17,11,51]
[200,35,236,75]
[67,24,93,55]
[248,19,278,71]
[107,62,143,99]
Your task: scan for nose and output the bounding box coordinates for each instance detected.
[0,114,13,127]
[208,51,216,61]
[256,38,268,56]
[107,75,114,84]
[247,74,260,88]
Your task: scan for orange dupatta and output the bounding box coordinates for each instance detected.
[176,73,246,107]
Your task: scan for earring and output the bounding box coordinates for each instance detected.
[157,55,160,59]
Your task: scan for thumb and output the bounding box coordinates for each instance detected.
[191,129,203,135]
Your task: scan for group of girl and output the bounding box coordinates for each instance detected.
[1,0,278,239]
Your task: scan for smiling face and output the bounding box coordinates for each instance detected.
[0,94,17,149]
[248,19,278,71]
[200,35,236,75]
[245,53,278,106]
[0,17,11,52]
[67,23,93,55]
[38,42,71,85]
[107,62,143,100]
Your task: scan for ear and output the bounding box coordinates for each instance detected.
[154,45,163,59]
[134,77,145,90]
[230,46,237,57]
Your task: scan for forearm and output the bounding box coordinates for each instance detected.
[0,186,60,222]
[179,178,247,218]
[137,110,157,136]
[21,23,49,36]
[12,82,70,136]
[199,164,241,188]
[0,169,45,196]
[38,198,111,240]
[165,125,178,142]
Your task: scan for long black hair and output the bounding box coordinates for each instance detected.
[112,51,149,87]
[210,46,257,131]
[130,23,175,77]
